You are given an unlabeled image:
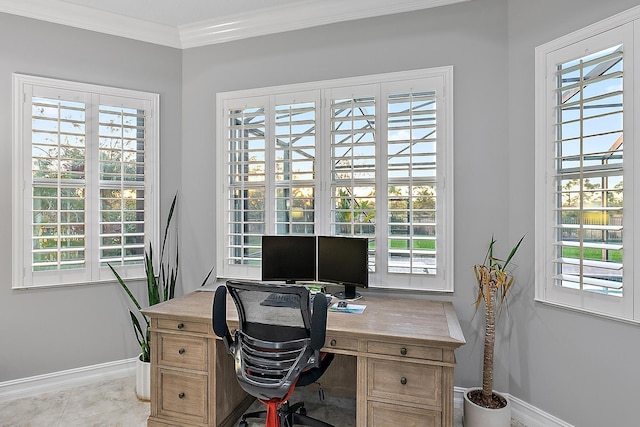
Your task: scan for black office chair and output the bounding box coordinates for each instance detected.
[213,280,335,427]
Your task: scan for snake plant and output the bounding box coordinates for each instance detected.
[109,193,213,362]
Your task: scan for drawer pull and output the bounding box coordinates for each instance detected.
[330,339,337,346]
[178,348,185,355]
[400,347,408,356]
[177,323,185,330]
[178,392,185,399]
[400,377,407,385]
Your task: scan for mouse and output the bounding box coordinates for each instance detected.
[338,301,348,308]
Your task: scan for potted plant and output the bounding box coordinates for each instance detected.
[463,235,524,427]
[109,193,213,400]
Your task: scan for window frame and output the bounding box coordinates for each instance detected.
[216,67,454,292]
[12,74,160,289]
[534,6,640,322]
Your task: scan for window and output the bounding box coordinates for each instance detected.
[217,68,453,292]
[535,7,640,321]
[13,74,159,289]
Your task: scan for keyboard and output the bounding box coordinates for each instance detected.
[261,293,332,308]
[261,293,300,307]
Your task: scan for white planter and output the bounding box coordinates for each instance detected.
[463,388,511,427]
[135,354,151,401]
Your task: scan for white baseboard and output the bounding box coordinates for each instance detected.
[0,358,137,403]
[454,387,574,427]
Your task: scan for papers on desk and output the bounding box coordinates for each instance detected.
[329,303,366,314]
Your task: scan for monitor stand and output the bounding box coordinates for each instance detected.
[333,284,362,301]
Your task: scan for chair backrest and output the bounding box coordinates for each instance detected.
[212,280,328,401]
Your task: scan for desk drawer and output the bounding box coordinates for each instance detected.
[367,358,442,407]
[159,335,207,370]
[325,335,358,352]
[368,401,441,427]
[157,318,209,334]
[158,369,207,424]
[367,341,443,361]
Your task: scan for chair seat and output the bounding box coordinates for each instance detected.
[297,353,334,387]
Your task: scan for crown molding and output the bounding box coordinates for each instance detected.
[179,0,471,48]
[0,0,470,49]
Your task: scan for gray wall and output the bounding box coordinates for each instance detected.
[181,0,640,425]
[0,13,182,381]
[507,1,640,426]
[181,0,510,393]
[3,0,640,425]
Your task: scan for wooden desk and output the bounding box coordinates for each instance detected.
[143,290,465,427]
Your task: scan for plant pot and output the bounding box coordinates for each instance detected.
[135,354,151,401]
[463,387,511,427]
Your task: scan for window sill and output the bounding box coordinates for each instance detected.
[534,297,640,326]
[12,276,147,291]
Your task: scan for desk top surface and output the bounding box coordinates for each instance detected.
[144,289,465,349]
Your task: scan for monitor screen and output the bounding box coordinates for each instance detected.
[317,236,369,299]
[261,235,316,284]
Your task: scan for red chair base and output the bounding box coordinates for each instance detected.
[264,400,280,427]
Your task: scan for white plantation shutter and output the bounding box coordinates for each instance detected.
[98,102,148,268]
[225,100,267,273]
[218,68,453,291]
[274,96,317,235]
[30,89,88,278]
[13,75,159,288]
[552,45,624,294]
[223,94,319,279]
[329,89,376,271]
[536,18,640,321]
[386,90,438,276]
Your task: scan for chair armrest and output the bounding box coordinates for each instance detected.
[310,293,328,351]
[212,285,234,354]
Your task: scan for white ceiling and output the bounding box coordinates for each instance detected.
[59,0,303,27]
[0,0,470,49]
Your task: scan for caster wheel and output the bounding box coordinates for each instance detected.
[299,407,307,416]
[239,421,248,427]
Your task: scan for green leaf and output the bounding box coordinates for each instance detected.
[109,191,212,362]
[169,268,177,300]
[129,310,150,362]
[200,266,215,287]
[108,263,142,311]
[160,193,177,260]
[503,234,526,269]
[145,244,160,306]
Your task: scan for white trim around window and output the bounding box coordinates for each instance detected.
[535,5,640,322]
[216,67,454,292]
[12,74,160,289]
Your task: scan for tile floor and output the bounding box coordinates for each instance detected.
[0,376,148,427]
[0,375,526,426]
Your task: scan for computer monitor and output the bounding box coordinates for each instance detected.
[261,235,316,284]
[317,236,369,300]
